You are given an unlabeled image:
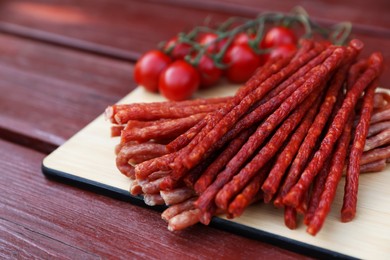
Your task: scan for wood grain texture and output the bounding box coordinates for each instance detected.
[158,0,390,34]
[1,0,389,85]
[1,1,389,258]
[0,0,389,57]
[0,0,229,61]
[0,33,132,152]
[43,87,390,259]
[0,139,306,259]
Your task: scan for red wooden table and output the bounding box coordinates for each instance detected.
[1,1,389,258]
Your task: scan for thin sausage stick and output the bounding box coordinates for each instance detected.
[296,190,310,215]
[264,64,350,204]
[307,114,354,235]
[156,176,177,191]
[169,44,329,156]
[236,54,295,99]
[162,197,197,221]
[115,144,138,177]
[370,107,390,124]
[364,129,390,151]
[361,146,390,165]
[255,41,324,105]
[171,55,294,176]
[170,55,294,179]
[105,97,230,123]
[287,179,310,229]
[130,180,142,196]
[347,59,368,89]
[292,39,316,61]
[202,53,332,175]
[125,118,174,129]
[215,90,322,211]
[160,187,195,206]
[304,157,332,225]
[159,152,218,191]
[212,45,336,154]
[274,44,361,207]
[194,128,253,194]
[367,121,390,137]
[283,52,384,208]
[111,125,124,137]
[182,45,334,172]
[274,84,344,208]
[360,159,387,173]
[143,194,165,206]
[227,165,271,218]
[284,207,298,230]
[261,87,322,201]
[116,162,135,178]
[166,120,207,152]
[140,177,166,194]
[135,152,177,180]
[183,156,215,189]
[196,48,346,215]
[211,67,318,158]
[123,115,204,131]
[146,170,171,181]
[116,143,167,174]
[127,96,230,108]
[120,113,206,143]
[168,209,201,231]
[108,102,224,124]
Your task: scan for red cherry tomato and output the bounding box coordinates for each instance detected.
[134,50,171,92]
[159,60,200,101]
[233,32,255,46]
[165,36,192,60]
[223,44,262,83]
[196,55,222,88]
[263,44,297,63]
[198,33,218,53]
[268,44,297,60]
[261,26,297,49]
[198,32,225,53]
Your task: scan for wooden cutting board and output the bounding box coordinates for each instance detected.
[42,85,390,259]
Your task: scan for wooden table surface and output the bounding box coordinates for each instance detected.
[1,1,389,258]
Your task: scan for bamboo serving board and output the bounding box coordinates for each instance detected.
[42,86,390,259]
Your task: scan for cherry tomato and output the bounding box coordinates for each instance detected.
[159,60,200,101]
[134,50,171,92]
[196,55,222,88]
[165,36,192,60]
[233,32,255,46]
[262,43,297,63]
[198,32,225,53]
[223,44,262,83]
[268,44,297,60]
[261,26,297,49]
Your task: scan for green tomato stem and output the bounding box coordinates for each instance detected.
[159,7,352,68]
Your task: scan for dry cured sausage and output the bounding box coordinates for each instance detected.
[283,52,383,208]
[342,80,378,222]
[306,115,354,235]
[215,90,322,210]
[183,45,333,171]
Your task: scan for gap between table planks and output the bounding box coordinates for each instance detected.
[1,1,389,85]
[0,33,133,153]
[43,86,390,259]
[0,1,389,60]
